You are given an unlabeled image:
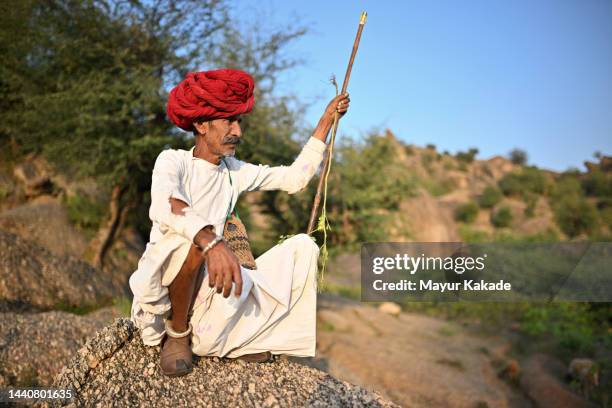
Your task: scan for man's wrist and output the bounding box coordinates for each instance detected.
[194,225,216,249]
[201,235,224,256]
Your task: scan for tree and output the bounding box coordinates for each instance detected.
[551,177,598,237]
[509,148,528,165]
[456,148,479,164]
[498,167,549,198]
[0,0,309,267]
[4,1,232,268]
[326,133,417,246]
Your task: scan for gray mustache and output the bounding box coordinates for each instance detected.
[222,136,241,145]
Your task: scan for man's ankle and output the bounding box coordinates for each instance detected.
[169,320,188,333]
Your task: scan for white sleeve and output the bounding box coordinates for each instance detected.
[237,137,327,194]
[149,150,212,242]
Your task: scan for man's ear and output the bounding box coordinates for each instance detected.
[193,120,209,136]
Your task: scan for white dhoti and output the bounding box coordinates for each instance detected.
[130,233,319,358]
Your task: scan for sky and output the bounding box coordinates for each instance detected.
[231,0,612,171]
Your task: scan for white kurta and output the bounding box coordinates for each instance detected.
[129,137,326,358]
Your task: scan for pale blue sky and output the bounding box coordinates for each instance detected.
[232,0,612,171]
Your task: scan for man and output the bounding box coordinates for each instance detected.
[129,69,349,377]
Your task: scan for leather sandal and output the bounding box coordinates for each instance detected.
[160,321,193,377]
[237,351,273,363]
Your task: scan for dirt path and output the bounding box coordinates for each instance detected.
[303,294,532,408]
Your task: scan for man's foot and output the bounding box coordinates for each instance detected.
[237,351,273,363]
[160,323,193,377]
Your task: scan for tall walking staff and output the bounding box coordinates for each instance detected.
[307,11,368,234]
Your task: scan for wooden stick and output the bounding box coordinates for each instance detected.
[307,11,367,234]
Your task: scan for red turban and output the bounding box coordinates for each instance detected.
[166,69,255,131]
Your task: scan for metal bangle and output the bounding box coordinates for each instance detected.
[202,235,224,256]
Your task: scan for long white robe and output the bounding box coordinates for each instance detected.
[129,137,326,357]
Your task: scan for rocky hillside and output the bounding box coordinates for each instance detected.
[381,131,610,243]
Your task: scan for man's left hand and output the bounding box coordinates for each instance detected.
[325,93,350,120]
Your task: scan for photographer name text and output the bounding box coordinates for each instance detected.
[372,279,512,292]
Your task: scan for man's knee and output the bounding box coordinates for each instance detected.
[291,233,319,256]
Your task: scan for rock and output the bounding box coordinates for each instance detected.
[0,196,145,292]
[377,302,401,317]
[0,230,126,310]
[12,155,54,198]
[568,358,599,398]
[0,307,120,386]
[498,359,521,383]
[45,319,398,407]
[0,196,88,258]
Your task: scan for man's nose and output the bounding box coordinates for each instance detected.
[231,121,242,137]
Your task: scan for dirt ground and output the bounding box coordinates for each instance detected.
[295,294,595,408]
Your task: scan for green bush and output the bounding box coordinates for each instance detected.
[522,303,598,354]
[456,148,479,164]
[600,202,612,230]
[332,133,418,245]
[65,194,106,231]
[582,170,612,197]
[498,167,548,197]
[491,206,513,228]
[455,202,479,223]
[553,195,598,237]
[478,186,502,208]
[551,177,599,237]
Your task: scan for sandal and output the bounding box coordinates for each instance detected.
[160,321,193,377]
[237,351,274,363]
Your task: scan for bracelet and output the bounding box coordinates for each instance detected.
[202,235,224,256]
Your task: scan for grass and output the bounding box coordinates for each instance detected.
[53,296,132,317]
[113,297,132,317]
[53,300,108,315]
[320,283,361,301]
[458,225,490,243]
[435,358,465,371]
[319,320,336,332]
[0,185,10,201]
[437,326,456,337]
[420,177,456,197]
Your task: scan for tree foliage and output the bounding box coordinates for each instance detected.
[479,186,502,208]
[551,176,599,237]
[455,202,479,223]
[491,206,513,228]
[509,148,528,165]
[326,133,417,246]
[498,167,549,197]
[0,0,309,264]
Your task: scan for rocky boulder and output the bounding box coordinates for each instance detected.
[47,319,397,407]
[0,230,126,310]
[0,307,120,386]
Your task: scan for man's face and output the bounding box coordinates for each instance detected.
[195,115,242,157]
